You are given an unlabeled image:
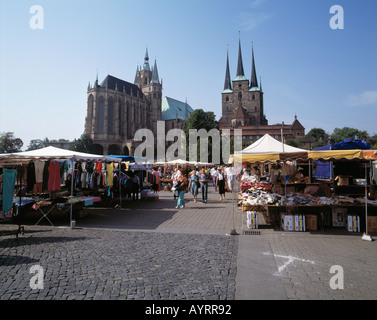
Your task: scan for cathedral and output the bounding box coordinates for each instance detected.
[219,39,305,143]
[84,49,193,156]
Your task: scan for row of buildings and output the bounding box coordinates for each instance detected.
[83,40,305,156]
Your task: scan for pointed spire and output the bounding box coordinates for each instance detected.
[94,70,99,87]
[151,59,160,84]
[143,47,150,71]
[134,65,139,83]
[223,48,232,91]
[250,43,258,88]
[236,35,245,77]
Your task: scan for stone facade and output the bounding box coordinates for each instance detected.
[85,49,162,155]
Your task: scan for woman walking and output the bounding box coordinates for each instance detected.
[175,175,188,209]
[188,169,199,203]
[216,168,226,200]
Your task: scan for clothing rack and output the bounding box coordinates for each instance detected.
[0,163,24,239]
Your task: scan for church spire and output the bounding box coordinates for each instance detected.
[250,43,258,88]
[223,49,232,91]
[143,47,150,71]
[151,59,160,84]
[236,36,245,77]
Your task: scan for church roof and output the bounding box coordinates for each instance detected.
[291,116,305,130]
[233,106,248,119]
[100,75,144,98]
[162,97,194,121]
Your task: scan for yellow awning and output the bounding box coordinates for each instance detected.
[231,153,281,164]
[307,150,363,161]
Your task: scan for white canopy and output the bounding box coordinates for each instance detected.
[0,146,116,161]
[241,134,307,154]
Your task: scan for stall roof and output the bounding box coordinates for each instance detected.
[314,139,371,151]
[241,134,307,154]
[231,149,375,164]
[0,146,117,161]
[107,155,148,163]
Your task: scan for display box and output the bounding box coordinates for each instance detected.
[246,211,258,229]
[346,215,360,232]
[306,215,317,231]
[281,213,294,231]
[332,207,347,227]
[335,175,350,186]
[294,215,306,232]
[242,202,253,212]
[367,216,377,233]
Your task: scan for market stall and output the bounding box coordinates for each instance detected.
[231,146,377,234]
[0,146,120,231]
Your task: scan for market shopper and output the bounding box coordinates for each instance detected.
[216,168,226,200]
[175,175,188,209]
[188,169,199,203]
[199,169,209,203]
[211,166,218,192]
[151,167,160,193]
[131,172,140,201]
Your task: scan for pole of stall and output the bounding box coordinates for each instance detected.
[70,159,75,229]
[362,162,373,241]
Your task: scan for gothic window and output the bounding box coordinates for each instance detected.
[118,101,122,135]
[97,96,105,134]
[88,94,94,116]
[252,94,255,100]
[238,92,242,100]
[226,96,229,102]
[107,98,114,134]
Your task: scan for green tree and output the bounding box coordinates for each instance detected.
[26,137,50,151]
[330,127,369,143]
[367,134,377,149]
[306,128,330,149]
[0,132,23,153]
[70,133,93,153]
[182,109,218,162]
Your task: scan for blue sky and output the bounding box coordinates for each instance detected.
[1,0,376,150]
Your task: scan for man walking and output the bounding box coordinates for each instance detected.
[199,169,209,204]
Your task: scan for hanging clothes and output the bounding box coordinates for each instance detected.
[27,161,36,192]
[106,162,114,186]
[48,161,61,191]
[42,160,49,192]
[2,169,17,213]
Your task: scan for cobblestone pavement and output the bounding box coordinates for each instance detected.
[1,187,376,300]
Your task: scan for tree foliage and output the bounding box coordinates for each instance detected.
[27,138,50,151]
[70,133,94,153]
[0,132,23,153]
[330,127,369,144]
[182,109,219,162]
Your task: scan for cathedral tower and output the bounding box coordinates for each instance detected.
[221,39,267,128]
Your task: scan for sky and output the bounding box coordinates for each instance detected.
[1,0,377,150]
